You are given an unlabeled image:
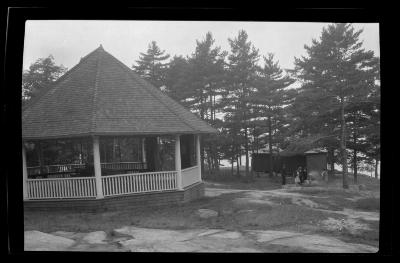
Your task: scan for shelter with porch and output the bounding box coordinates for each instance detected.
[22,45,216,211]
[252,149,327,177]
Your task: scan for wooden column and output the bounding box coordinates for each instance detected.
[196,134,202,182]
[142,138,147,166]
[93,136,104,199]
[22,143,28,200]
[175,134,182,190]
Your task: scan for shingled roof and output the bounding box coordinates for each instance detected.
[22,45,217,140]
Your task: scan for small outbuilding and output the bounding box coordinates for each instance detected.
[22,45,217,211]
[252,148,327,177]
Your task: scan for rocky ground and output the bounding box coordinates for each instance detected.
[24,175,380,253]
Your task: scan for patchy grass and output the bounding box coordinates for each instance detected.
[24,190,341,234]
[204,173,284,191]
[316,218,380,247]
[24,172,380,248]
[354,198,380,211]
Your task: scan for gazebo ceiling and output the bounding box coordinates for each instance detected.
[22,45,217,140]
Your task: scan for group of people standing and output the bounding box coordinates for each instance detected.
[280,164,308,185]
[280,165,329,185]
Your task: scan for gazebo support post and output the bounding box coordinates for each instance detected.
[175,135,182,190]
[22,143,28,200]
[196,134,202,182]
[142,138,146,169]
[93,136,104,199]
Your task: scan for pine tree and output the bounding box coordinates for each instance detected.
[291,23,380,188]
[22,55,67,104]
[133,41,170,89]
[164,55,193,103]
[248,53,295,177]
[183,32,227,174]
[223,30,260,178]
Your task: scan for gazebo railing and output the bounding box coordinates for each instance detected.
[27,177,96,199]
[25,167,199,200]
[181,166,200,188]
[102,171,178,197]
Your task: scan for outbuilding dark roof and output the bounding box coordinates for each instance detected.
[22,45,217,140]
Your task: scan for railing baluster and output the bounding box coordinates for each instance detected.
[89,179,92,197]
[51,180,55,198]
[65,180,68,197]
[118,176,122,194]
[53,180,57,198]
[103,177,107,196]
[114,177,117,195]
[126,175,130,193]
[61,180,65,197]
[115,177,118,195]
[122,176,126,194]
[38,180,42,198]
[44,180,48,198]
[30,181,34,199]
[108,177,111,196]
[79,179,83,197]
[34,181,38,199]
[71,180,75,197]
[46,181,50,198]
[31,181,34,199]
[134,174,137,192]
[81,179,85,197]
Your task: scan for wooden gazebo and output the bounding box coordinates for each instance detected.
[22,45,216,210]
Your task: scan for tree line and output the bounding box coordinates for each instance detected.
[22,23,380,187]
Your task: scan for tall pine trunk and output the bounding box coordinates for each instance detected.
[244,126,250,177]
[231,157,234,176]
[236,154,240,176]
[200,104,205,178]
[340,95,349,189]
[353,132,358,184]
[268,116,273,177]
[375,158,379,179]
[328,147,335,178]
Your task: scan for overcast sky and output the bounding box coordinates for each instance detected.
[23,20,380,72]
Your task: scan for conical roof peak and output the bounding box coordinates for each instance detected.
[22,46,217,139]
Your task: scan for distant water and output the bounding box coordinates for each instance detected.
[218,155,380,178]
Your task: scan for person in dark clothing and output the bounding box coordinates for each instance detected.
[281,164,287,185]
[302,167,308,183]
[297,166,303,184]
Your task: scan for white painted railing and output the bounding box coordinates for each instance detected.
[27,177,96,199]
[25,170,183,200]
[102,171,178,197]
[182,166,200,188]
